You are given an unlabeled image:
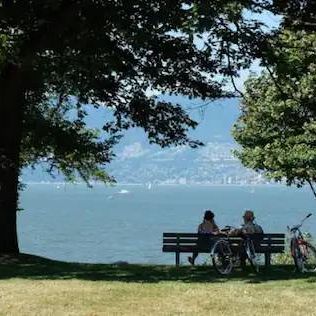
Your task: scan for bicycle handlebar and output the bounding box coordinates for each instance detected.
[300,213,312,225]
[288,213,312,232]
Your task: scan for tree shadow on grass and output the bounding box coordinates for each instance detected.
[0,253,315,284]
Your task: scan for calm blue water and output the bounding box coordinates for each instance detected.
[18,184,316,265]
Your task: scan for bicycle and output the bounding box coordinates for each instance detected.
[210,226,260,275]
[288,213,316,273]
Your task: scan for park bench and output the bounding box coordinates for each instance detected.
[162,232,286,266]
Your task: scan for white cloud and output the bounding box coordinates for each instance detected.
[120,142,149,160]
[150,145,189,160]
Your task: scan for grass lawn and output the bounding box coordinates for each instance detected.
[1,254,316,315]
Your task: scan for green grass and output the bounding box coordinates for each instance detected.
[1,253,316,315]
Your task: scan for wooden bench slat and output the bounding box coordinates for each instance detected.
[260,242,285,245]
[163,237,241,242]
[163,232,285,236]
[163,239,197,244]
[163,245,285,253]
[163,238,285,244]
[260,233,285,238]
[163,233,285,238]
[163,233,200,237]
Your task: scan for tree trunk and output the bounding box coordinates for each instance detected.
[0,63,24,253]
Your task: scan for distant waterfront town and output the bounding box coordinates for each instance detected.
[23,142,272,186]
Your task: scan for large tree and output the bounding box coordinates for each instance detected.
[0,0,300,253]
[233,30,316,196]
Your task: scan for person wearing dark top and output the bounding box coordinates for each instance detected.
[188,210,219,265]
[229,210,263,235]
[229,210,264,268]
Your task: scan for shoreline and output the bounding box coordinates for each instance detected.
[23,182,284,187]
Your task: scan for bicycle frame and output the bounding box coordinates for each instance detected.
[288,213,312,247]
[210,232,257,270]
[288,213,312,266]
[289,228,309,256]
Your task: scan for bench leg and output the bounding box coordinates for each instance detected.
[265,253,271,267]
[175,252,180,266]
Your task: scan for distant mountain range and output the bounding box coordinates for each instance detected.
[22,97,266,185]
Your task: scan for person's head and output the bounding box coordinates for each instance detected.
[204,210,215,222]
[243,210,255,223]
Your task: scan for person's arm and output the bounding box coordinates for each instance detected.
[255,223,264,234]
[212,222,220,234]
[228,227,242,236]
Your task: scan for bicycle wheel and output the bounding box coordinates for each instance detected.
[303,243,316,272]
[245,239,259,273]
[211,239,234,275]
[291,239,304,272]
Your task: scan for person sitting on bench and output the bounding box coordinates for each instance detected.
[240,210,263,235]
[230,210,263,267]
[188,210,219,265]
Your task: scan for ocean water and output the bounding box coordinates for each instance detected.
[18,184,316,265]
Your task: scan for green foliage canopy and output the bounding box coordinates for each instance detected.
[0,0,274,184]
[272,0,316,31]
[233,31,316,188]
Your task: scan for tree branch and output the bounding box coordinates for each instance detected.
[226,41,245,99]
[307,179,316,200]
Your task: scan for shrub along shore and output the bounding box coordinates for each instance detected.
[0,253,315,315]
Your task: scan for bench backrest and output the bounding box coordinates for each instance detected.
[163,232,285,253]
